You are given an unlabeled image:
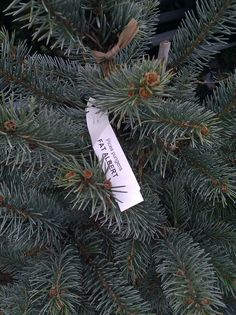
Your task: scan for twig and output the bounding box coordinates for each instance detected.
[157,41,171,64]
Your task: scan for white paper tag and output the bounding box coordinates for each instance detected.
[86,98,143,211]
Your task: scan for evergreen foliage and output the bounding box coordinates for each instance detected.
[0,0,236,314]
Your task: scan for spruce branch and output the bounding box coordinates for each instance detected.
[0,95,89,174]
[0,243,26,274]
[27,246,82,315]
[90,187,166,242]
[79,58,174,127]
[0,241,51,288]
[114,237,151,284]
[0,283,36,315]
[56,155,119,213]
[204,74,236,118]
[5,0,87,55]
[170,0,236,69]
[76,239,154,315]
[185,204,236,296]
[161,179,188,227]
[190,216,236,255]
[130,135,176,176]
[1,0,236,313]
[5,0,159,61]
[201,245,236,296]
[139,265,173,315]
[155,232,224,315]
[178,147,236,205]
[0,183,63,246]
[135,99,220,147]
[0,29,84,108]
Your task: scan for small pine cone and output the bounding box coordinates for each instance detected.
[175,269,185,277]
[128,83,136,97]
[201,298,210,305]
[128,90,135,97]
[4,120,17,131]
[221,183,228,193]
[185,297,194,305]
[83,169,93,180]
[139,87,152,99]
[212,180,219,187]
[200,126,209,136]
[64,171,77,180]
[49,287,58,298]
[0,195,4,205]
[144,71,161,87]
[103,179,112,189]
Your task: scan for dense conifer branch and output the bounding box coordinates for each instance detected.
[0,30,84,108]
[218,96,236,118]
[179,148,236,204]
[0,284,34,315]
[2,201,45,221]
[5,0,87,54]
[0,67,78,107]
[170,0,236,68]
[41,0,103,50]
[204,74,236,116]
[90,187,165,242]
[24,246,83,314]
[76,239,132,313]
[1,128,79,159]
[23,245,49,259]
[114,237,151,284]
[77,239,154,314]
[140,266,172,315]
[155,232,224,314]
[38,0,82,37]
[1,0,236,314]
[132,136,176,175]
[0,182,63,247]
[0,95,89,176]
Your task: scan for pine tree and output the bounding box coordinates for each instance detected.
[0,0,236,314]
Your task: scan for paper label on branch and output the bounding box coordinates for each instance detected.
[86,98,143,211]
